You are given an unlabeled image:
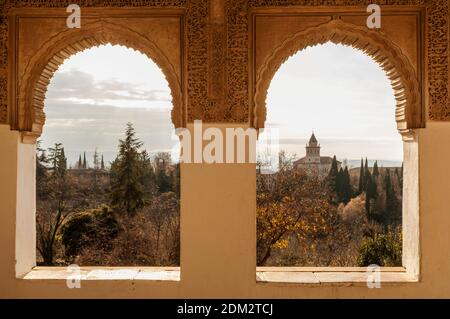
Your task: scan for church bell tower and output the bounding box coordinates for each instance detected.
[305,132,321,164]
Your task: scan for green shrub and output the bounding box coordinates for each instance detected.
[357,228,402,267]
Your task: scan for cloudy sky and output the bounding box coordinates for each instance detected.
[41,43,402,168]
[41,44,179,167]
[262,42,402,164]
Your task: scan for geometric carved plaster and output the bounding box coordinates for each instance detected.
[15,20,184,139]
[0,0,449,126]
[253,19,423,135]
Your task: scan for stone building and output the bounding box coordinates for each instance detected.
[293,133,340,177]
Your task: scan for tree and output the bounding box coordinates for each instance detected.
[336,167,344,200]
[339,166,352,204]
[93,148,100,170]
[77,154,82,169]
[36,143,75,265]
[110,123,145,216]
[139,150,155,198]
[327,155,339,201]
[373,161,380,178]
[101,155,105,170]
[155,152,173,193]
[364,158,370,185]
[61,205,119,259]
[384,170,400,225]
[395,166,403,195]
[358,158,364,194]
[357,227,402,267]
[83,152,87,169]
[92,148,100,189]
[144,192,179,263]
[58,147,67,176]
[172,163,180,197]
[257,164,334,266]
[36,140,49,199]
[365,170,377,217]
[48,143,63,171]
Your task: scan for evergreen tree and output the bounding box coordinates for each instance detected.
[93,148,100,170]
[154,152,173,193]
[101,155,105,170]
[395,165,403,194]
[384,170,400,225]
[172,162,180,197]
[92,148,100,190]
[83,152,87,169]
[110,123,145,216]
[358,158,364,194]
[342,166,352,203]
[328,155,339,194]
[155,165,171,194]
[58,147,67,177]
[140,150,155,197]
[364,158,370,183]
[373,161,380,178]
[77,154,82,169]
[336,167,345,202]
[365,170,375,217]
[48,143,66,176]
[36,141,49,199]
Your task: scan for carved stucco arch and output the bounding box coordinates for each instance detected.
[18,20,184,140]
[254,19,423,137]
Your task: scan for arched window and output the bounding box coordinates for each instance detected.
[257,42,412,270]
[36,44,180,267]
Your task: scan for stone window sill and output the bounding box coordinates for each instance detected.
[256,267,418,285]
[21,266,180,281]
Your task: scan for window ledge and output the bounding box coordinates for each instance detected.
[21,266,180,281]
[256,267,418,285]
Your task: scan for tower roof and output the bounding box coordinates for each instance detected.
[308,132,318,147]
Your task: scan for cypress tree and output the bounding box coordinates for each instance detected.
[77,154,82,169]
[384,170,400,224]
[342,166,352,203]
[336,167,345,203]
[101,155,105,170]
[358,158,364,194]
[364,158,370,181]
[328,155,339,195]
[93,148,99,170]
[83,152,87,169]
[58,147,67,177]
[373,160,380,178]
[365,170,374,217]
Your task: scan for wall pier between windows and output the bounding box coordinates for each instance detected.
[1,123,450,297]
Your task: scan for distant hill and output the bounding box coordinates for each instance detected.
[343,159,402,169]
